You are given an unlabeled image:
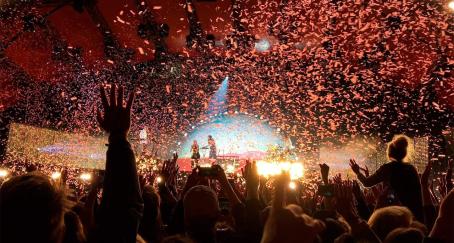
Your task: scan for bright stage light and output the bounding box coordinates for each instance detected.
[256,161,304,180]
[51,171,61,180]
[139,128,148,140]
[207,76,229,116]
[255,38,271,52]
[0,169,8,178]
[80,173,92,181]
[156,176,163,183]
[226,164,235,174]
[449,1,454,11]
[289,181,296,190]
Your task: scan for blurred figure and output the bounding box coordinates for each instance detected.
[208,135,217,159]
[0,172,68,243]
[183,185,220,243]
[429,189,454,243]
[261,173,325,243]
[63,211,86,243]
[384,227,424,243]
[139,186,163,243]
[191,140,200,168]
[367,206,413,241]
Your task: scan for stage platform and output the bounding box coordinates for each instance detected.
[176,156,245,172]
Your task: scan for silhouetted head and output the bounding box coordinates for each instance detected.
[183,185,220,242]
[387,135,410,162]
[368,206,413,241]
[0,172,68,243]
[384,227,424,243]
[139,186,162,242]
[62,210,86,243]
[163,234,195,243]
[319,218,349,243]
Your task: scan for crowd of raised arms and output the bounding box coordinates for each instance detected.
[0,85,453,243]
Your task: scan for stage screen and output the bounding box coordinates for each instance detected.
[6,123,106,169]
[319,138,382,175]
[179,114,286,160]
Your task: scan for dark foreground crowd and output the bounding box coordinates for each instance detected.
[1,85,453,243]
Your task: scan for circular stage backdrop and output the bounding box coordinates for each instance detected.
[179,114,285,160]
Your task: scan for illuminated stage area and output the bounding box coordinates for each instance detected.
[178,114,285,167]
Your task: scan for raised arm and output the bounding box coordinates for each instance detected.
[335,182,380,243]
[446,159,453,193]
[241,161,263,242]
[212,164,242,207]
[350,159,385,187]
[96,84,143,242]
[319,163,330,185]
[261,172,325,243]
[421,160,437,229]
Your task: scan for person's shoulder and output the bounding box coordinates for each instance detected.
[385,161,409,172]
[397,162,419,177]
[408,164,419,175]
[381,161,395,169]
[402,162,417,170]
[387,160,414,168]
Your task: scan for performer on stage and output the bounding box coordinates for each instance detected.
[208,135,217,159]
[191,140,200,167]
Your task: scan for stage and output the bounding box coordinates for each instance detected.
[175,113,288,171]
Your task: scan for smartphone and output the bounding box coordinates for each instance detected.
[218,197,231,212]
[97,170,105,184]
[317,184,334,197]
[198,166,216,177]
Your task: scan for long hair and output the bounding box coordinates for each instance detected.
[386,135,412,162]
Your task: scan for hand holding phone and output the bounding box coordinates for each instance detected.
[317,184,334,197]
[197,166,216,177]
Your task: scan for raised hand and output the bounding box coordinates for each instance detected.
[421,160,432,187]
[335,181,381,243]
[61,168,68,186]
[332,173,342,185]
[262,172,325,243]
[438,177,447,198]
[352,180,363,199]
[80,175,103,235]
[139,174,146,190]
[360,165,369,177]
[212,164,228,184]
[349,159,360,174]
[97,84,135,139]
[319,163,329,184]
[334,181,357,221]
[212,164,242,205]
[371,183,384,202]
[243,160,260,199]
[180,168,200,197]
[160,159,179,192]
[446,159,453,192]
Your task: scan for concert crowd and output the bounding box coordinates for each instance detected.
[0,85,452,243]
